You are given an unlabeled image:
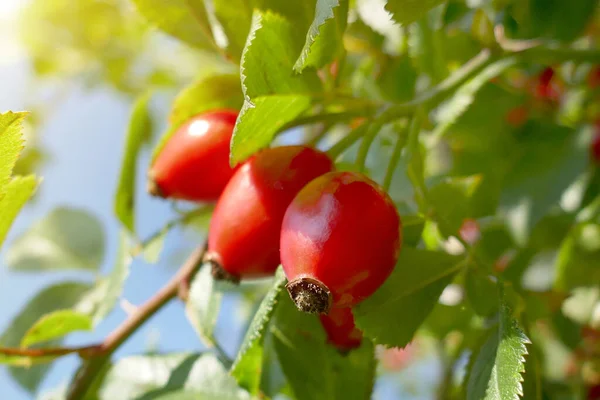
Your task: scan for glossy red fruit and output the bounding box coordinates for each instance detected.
[319,307,362,352]
[148,109,238,202]
[588,384,600,400]
[533,67,561,102]
[281,171,401,313]
[206,146,334,282]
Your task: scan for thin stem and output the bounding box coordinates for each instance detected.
[383,123,410,191]
[66,243,208,400]
[355,120,384,172]
[326,122,371,159]
[0,345,98,359]
[133,206,212,255]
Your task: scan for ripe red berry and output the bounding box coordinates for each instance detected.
[533,67,561,102]
[588,384,600,400]
[319,307,362,352]
[148,109,238,202]
[281,171,401,313]
[206,146,334,282]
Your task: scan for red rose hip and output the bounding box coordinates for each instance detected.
[148,109,238,202]
[206,146,334,282]
[281,171,401,313]
[319,307,362,352]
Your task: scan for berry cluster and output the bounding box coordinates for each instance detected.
[148,109,402,351]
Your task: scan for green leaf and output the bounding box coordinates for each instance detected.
[0,111,27,196]
[231,268,286,394]
[432,57,518,140]
[240,11,321,99]
[0,282,92,392]
[230,95,312,165]
[428,175,482,237]
[98,353,250,400]
[152,74,243,161]
[131,0,216,50]
[354,247,464,347]
[465,268,499,317]
[408,15,447,82]
[293,0,349,72]
[213,0,254,61]
[75,230,132,325]
[5,207,105,272]
[0,175,38,246]
[271,295,375,400]
[185,267,228,344]
[114,93,153,234]
[20,310,92,348]
[385,0,447,25]
[499,123,589,246]
[466,287,530,400]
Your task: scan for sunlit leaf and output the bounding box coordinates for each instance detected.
[20,310,92,348]
[0,175,38,246]
[131,0,216,50]
[0,111,27,196]
[294,0,349,72]
[0,282,92,392]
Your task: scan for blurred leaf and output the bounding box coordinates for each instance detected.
[376,56,418,102]
[503,0,597,42]
[499,124,589,246]
[131,0,216,50]
[75,230,131,325]
[271,296,375,400]
[98,353,250,399]
[554,223,600,291]
[115,93,153,234]
[433,57,518,139]
[354,247,464,347]
[231,268,286,394]
[230,95,312,165]
[294,0,349,72]
[466,287,530,400]
[471,9,495,48]
[401,214,426,246]
[385,0,447,25]
[465,268,499,317]
[425,301,474,339]
[185,267,227,344]
[0,282,92,392]
[561,286,599,326]
[408,16,447,82]
[0,176,38,247]
[5,207,105,272]
[428,175,481,237]
[153,73,243,161]
[0,111,26,196]
[142,229,168,264]
[20,310,92,348]
[213,0,253,61]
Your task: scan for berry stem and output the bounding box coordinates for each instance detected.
[326,122,371,159]
[383,122,410,191]
[355,119,385,172]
